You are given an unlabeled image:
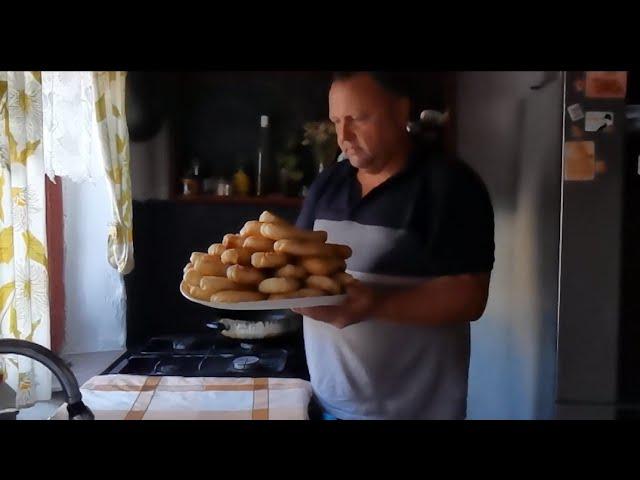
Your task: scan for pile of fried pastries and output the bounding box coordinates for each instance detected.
[180,210,356,303]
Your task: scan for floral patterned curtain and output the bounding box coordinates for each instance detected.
[0,71,51,408]
[0,71,135,410]
[91,72,134,275]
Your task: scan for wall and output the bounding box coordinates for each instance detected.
[456,72,563,419]
[61,178,127,354]
[61,123,171,354]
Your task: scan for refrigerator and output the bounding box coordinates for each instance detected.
[554,71,637,420]
[459,71,636,419]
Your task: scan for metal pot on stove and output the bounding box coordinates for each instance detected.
[205,309,302,341]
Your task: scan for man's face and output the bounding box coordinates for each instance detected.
[329,73,409,171]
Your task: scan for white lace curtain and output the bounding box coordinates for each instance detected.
[42,71,134,274]
[42,72,104,183]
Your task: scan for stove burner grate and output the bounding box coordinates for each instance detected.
[232,356,260,370]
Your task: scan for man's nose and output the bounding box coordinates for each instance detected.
[337,121,354,143]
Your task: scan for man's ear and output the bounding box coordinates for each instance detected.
[394,96,411,126]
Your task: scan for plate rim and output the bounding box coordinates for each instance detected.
[180,288,347,311]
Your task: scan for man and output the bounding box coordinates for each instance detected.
[293,72,495,420]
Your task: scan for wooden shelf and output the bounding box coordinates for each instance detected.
[174,194,304,208]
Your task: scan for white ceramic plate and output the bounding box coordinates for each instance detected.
[181,288,347,311]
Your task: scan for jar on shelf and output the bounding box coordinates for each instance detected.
[181,158,202,196]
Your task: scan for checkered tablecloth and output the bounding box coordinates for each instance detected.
[50,375,313,420]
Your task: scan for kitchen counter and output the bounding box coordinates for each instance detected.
[50,374,313,420]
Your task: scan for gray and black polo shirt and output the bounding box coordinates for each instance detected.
[296,149,495,420]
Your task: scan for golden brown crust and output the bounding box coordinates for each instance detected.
[194,256,228,276]
[190,252,206,264]
[273,239,336,257]
[183,268,202,287]
[300,257,346,276]
[226,265,267,285]
[268,288,326,300]
[189,285,214,301]
[259,210,289,224]
[211,290,268,303]
[306,275,342,295]
[260,223,328,242]
[199,276,244,293]
[275,264,308,280]
[243,236,275,253]
[208,243,226,256]
[258,277,300,294]
[333,272,356,288]
[240,220,263,237]
[221,248,253,266]
[251,251,290,269]
[222,234,246,249]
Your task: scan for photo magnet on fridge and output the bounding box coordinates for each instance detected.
[567,103,585,122]
[584,112,614,132]
[564,140,596,181]
[585,72,627,99]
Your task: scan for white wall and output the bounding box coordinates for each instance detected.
[61,178,126,354]
[457,72,563,419]
[61,123,171,354]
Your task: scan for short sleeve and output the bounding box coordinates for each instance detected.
[425,162,495,276]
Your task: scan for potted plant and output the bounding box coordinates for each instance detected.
[276,151,304,197]
[301,121,338,173]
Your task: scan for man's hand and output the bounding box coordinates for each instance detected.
[294,273,491,328]
[292,282,378,329]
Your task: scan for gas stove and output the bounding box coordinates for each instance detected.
[118,201,313,381]
[101,333,309,380]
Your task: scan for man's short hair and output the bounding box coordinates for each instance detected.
[331,71,449,153]
[331,71,415,101]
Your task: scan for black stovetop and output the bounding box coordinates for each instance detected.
[101,332,309,380]
[116,201,312,382]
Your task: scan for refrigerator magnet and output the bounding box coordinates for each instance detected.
[584,111,614,132]
[585,71,627,99]
[564,140,596,181]
[567,103,585,122]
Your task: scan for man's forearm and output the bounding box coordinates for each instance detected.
[371,274,490,327]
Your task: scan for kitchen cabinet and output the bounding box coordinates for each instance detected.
[127,71,457,205]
